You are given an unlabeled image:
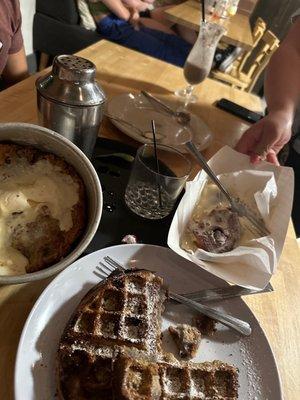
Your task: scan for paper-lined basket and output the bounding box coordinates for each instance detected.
[167,146,294,289]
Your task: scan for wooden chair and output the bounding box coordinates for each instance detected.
[211,29,279,92]
[215,17,266,69]
[232,17,267,74]
[34,0,102,71]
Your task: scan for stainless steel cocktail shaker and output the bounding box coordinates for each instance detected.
[36,55,106,157]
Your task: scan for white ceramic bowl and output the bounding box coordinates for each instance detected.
[0,123,102,284]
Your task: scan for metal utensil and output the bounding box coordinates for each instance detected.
[183,282,273,302]
[141,91,191,125]
[95,256,252,336]
[168,292,251,336]
[36,55,106,158]
[106,113,166,141]
[185,140,270,237]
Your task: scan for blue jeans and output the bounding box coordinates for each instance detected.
[97,14,192,67]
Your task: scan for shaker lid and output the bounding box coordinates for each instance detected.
[35,55,106,106]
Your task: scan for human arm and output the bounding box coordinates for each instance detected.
[1,1,28,88]
[235,18,300,164]
[2,45,29,87]
[97,0,132,20]
[122,0,150,12]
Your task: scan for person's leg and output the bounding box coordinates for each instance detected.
[151,4,197,44]
[150,6,174,29]
[97,15,192,67]
[149,6,197,43]
[138,26,192,65]
[139,16,175,34]
[175,24,197,44]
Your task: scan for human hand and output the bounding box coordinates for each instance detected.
[235,110,293,165]
[128,7,140,29]
[123,0,149,12]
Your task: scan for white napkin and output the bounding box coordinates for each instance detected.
[167,146,294,289]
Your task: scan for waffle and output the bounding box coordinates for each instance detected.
[113,353,238,400]
[194,314,217,337]
[114,352,162,400]
[58,269,239,399]
[57,269,166,399]
[169,324,202,359]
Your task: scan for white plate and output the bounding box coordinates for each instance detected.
[107,93,213,152]
[15,244,282,400]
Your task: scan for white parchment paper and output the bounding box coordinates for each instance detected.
[167,146,294,289]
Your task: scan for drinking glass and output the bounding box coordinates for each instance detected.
[176,21,226,108]
[125,144,191,219]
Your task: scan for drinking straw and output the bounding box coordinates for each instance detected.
[201,0,206,22]
[151,120,162,208]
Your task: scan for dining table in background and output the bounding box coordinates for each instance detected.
[164,0,254,51]
[0,40,299,399]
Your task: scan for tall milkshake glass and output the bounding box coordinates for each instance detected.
[176,21,226,108]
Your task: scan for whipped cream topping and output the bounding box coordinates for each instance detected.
[0,158,79,275]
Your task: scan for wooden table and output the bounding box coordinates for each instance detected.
[0,41,299,399]
[164,0,254,50]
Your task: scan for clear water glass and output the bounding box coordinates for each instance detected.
[125,144,191,219]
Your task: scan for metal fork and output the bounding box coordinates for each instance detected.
[95,256,252,336]
[185,141,270,237]
[94,260,273,301]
